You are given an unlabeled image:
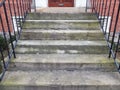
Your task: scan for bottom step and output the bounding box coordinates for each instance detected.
[0,71,120,90]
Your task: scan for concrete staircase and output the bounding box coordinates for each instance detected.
[0,12,120,90]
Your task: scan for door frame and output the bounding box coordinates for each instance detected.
[48,0,75,7]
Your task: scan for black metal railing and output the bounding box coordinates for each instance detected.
[87,0,120,72]
[0,0,32,80]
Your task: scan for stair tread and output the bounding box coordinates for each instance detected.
[12,54,113,64]
[21,29,104,40]
[25,20,99,22]
[1,71,120,86]
[8,54,117,71]
[22,29,102,33]
[23,22,100,30]
[26,13,98,20]
[17,40,107,46]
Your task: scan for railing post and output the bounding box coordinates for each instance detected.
[92,0,94,12]
[86,0,88,12]
[104,0,112,36]
[34,0,36,12]
[7,0,17,41]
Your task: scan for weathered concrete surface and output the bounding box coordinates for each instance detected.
[25,20,99,22]
[1,11,119,90]
[20,29,104,40]
[26,13,97,20]
[0,71,120,90]
[23,21,100,30]
[15,40,108,54]
[8,54,117,71]
[17,40,107,46]
[36,7,88,13]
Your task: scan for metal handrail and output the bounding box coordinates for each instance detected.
[0,0,32,80]
[90,0,120,72]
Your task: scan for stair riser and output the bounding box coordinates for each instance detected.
[27,13,98,20]
[16,46,108,54]
[23,22,100,30]
[9,62,116,72]
[20,32,104,40]
[0,86,120,90]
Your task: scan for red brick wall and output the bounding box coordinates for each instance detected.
[0,0,32,32]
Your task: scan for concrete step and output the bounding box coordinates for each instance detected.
[9,54,117,71]
[25,20,99,22]
[35,7,88,13]
[1,70,120,90]
[23,21,100,30]
[15,40,108,54]
[26,13,98,20]
[20,29,104,40]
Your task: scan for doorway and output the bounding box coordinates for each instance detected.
[48,0,74,7]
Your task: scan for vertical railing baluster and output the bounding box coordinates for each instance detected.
[34,0,36,12]
[25,0,27,17]
[92,0,95,12]
[96,0,99,13]
[19,0,24,22]
[102,0,107,34]
[0,48,6,70]
[16,0,22,31]
[7,0,17,41]
[100,0,104,27]
[100,0,104,16]
[29,0,31,12]
[27,0,29,12]
[22,0,25,19]
[12,0,20,38]
[98,0,102,16]
[114,33,120,60]
[108,0,117,41]
[105,0,112,38]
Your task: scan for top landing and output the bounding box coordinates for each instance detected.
[32,7,90,13]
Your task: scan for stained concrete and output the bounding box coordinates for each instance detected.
[2,70,120,86]
[1,10,120,90]
[8,54,117,71]
[20,29,104,40]
[15,40,108,54]
[27,13,97,20]
[23,21,100,30]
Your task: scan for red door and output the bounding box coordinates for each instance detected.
[49,0,74,7]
